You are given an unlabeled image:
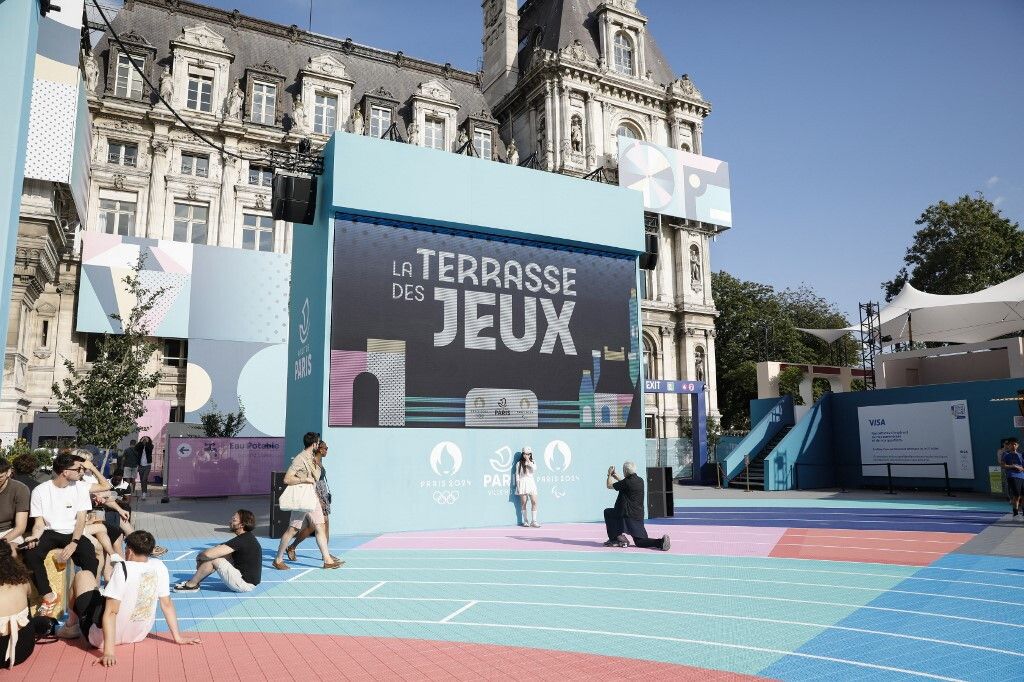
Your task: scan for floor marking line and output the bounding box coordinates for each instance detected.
[298,565,1023,605]
[357,581,387,598]
[254,578,1024,629]
[155,615,962,680]
[168,551,195,562]
[672,510,1003,521]
[286,567,316,583]
[166,594,1024,657]
[438,601,477,623]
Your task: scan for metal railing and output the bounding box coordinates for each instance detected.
[793,461,954,496]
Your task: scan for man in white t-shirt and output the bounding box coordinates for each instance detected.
[21,452,99,616]
[59,530,200,666]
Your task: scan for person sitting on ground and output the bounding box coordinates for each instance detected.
[21,453,99,617]
[9,455,40,494]
[0,459,29,551]
[283,440,342,565]
[58,530,200,667]
[272,432,342,570]
[0,541,55,668]
[1001,437,1024,518]
[173,509,262,592]
[603,461,671,551]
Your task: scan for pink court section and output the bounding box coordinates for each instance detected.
[9,632,770,682]
[361,523,788,557]
[769,527,975,565]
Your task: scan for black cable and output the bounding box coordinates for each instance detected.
[90,0,265,163]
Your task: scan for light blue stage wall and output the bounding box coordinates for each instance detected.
[286,133,646,533]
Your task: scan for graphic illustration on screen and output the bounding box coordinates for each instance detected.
[329,216,641,429]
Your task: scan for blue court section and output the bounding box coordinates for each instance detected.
[665,507,1005,533]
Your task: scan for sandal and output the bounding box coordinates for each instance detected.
[151,545,168,558]
[271,560,290,570]
[285,547,297,562]
[322,560,344,569]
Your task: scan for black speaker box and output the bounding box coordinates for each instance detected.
[272,174,317,225]
[269,471,289,539]
[639,232,659,270]
[647,491,667,519]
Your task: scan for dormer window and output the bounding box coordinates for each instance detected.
[114,53,145,99]
[186,69,214,112]
[424,118,445,150]
[473,127,492,159]
[369,106,391,138]
[613,32,634,75]
[313,93,338,134]
[251,82,277,125]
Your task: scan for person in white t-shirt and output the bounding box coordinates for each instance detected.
[20,453,99,617]
[58,530,200,667]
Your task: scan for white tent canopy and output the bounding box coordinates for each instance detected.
[798,273,1024,345]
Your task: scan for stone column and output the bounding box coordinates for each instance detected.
[695,121,703,155]
[218,151,239,248]
[147,140,169,239]
[669,105,682,149]
[558,81,570,168]
[673,227,685,307]
[543,81,554,170]
[584,92,597,168]
[656,226,670,303]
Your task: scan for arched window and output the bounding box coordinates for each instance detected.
[643,337,657,380]
[616,122,639,140]
[613,32,634,75]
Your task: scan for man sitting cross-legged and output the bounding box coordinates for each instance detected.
[173,509,262,593]
[58,530,200,667]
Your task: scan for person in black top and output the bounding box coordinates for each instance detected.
[172,509,262,592]
[604,461,670,551]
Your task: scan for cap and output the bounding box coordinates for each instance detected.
[522,446,533,454]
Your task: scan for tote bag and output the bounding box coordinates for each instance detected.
[278,483,317,512]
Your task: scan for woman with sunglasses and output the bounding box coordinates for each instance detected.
[283,441,341,566]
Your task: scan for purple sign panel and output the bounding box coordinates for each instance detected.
[167,437,285,497]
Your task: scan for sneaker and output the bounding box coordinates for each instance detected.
[660,534,671,551]
[617,534,630,547]
[56,622,81,639]
[530,521,540,528]
[141,492,147,500]
[519,522,529,527]
[602,539,619,547]
[173,581,199,592]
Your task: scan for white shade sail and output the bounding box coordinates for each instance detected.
[797,273,1024,345]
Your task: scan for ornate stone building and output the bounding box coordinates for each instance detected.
[2,0,718,443]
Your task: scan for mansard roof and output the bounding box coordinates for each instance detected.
[96,0,493,131]
[517,0,677,85]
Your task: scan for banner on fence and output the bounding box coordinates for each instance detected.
[167,437,284,497]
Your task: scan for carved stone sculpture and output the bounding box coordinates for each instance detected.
[225,80,243,119]
[84,51,99,95]
[159,67,174,102]
[457,129,469,152]
[506,139,519,165]
[351,107,364,135]
[291,95,308,134]
[570,116,583,153]
[406,121,419,145]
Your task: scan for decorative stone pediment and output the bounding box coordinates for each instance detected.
[305,54,348,79]
[35,302,57,317]
[668,74,705,102]
[417,79,452,102]
[176,23,228,52]
[120,30,154,49]
[559,39,592,65]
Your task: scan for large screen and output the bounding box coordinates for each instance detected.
[329,216,641,429]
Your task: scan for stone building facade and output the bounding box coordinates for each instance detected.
[2,0,718,443]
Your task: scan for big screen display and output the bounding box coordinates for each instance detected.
[329,216,641,429]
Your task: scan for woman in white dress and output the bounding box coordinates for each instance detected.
[516,447,540,528]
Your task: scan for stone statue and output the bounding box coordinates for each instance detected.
[506,139,519,165]
[406,121,419,145]
[225,80,243,119]
[84,51,99,94]
[536,118,546,157]
[159,67,174,102]
[291,95,308,134]
[570,116,583,153]
[690,246,701,283]
[350,107,364,135]
[695,351,706,383]
[457,129,469,152]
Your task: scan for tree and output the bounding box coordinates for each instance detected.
[777,366,805,406]
[199,400,247,438]
[52,256,164,451]
[712,271,858,429]
[883,194,1024,301]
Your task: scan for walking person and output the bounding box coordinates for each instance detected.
[602,461,670,551]
[0,541,54,668]
[272,432,342,570]
[1001,437,1024,518]
[284,441,341,565]
[136,437,154,499]
[120,440,140,494]
[516,446,540,527]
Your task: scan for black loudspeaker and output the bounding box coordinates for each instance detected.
[645,466,674,519]
[269,471,289,539]
[647,491,667,518]
[272,174,317,225]
[639,232,659,270]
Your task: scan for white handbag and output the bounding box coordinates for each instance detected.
[278,483,317,512]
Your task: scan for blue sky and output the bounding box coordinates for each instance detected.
[194,0,1024,320]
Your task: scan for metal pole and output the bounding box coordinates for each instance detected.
[715,461,722,489]
[794,463,800,491]
[944,462,953,497]
[886,463,895,495]
[744,455,751,493]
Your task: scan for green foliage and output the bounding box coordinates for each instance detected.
[850,378,867,392]
[712,272,858,428]
[2,438,32,461]
[51,256,164,450]
[680,414,722,449]
[199,400,247,438]
[883,194,1024,301]
[777,366,806,406]
[811,377,833,403]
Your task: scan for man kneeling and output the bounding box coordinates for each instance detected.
[173,509,262,592]
[59,530,200,666]
[604,461,670,551]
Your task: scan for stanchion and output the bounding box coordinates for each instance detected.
[744,455,751,493]
[715,461,722,489]
[943,463,954,497]
[886,463,896,495]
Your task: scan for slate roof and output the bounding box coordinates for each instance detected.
[517,0,677,85]
[96,0,498,134]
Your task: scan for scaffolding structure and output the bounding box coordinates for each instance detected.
[858,301,882,389]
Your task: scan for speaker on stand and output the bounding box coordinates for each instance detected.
[269,471,289,539]
[272,173,318,225]
[639,231,659,270]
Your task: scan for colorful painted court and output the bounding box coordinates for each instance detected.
[10,492,1024,681]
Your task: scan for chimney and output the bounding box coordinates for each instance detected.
[481,0,518,104]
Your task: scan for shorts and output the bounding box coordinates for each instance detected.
[212,558,256,592]
[1008,477,1024,497]
[289,503,325,530]
[73,588,106,645]
[122,466,138,481]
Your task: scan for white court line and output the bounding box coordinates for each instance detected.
[169,550,195,562]
[166,593,1024,658]
[286,567,316,583]
[438,601,477,623]
[673,510,1002,521]
[357,581,386,598]
[666,515,984,528]
[309,565,1024,606]
[368,531,967,546]
[226,578,1024,630]
[155,614,961,681]
[352,554,1024,592]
